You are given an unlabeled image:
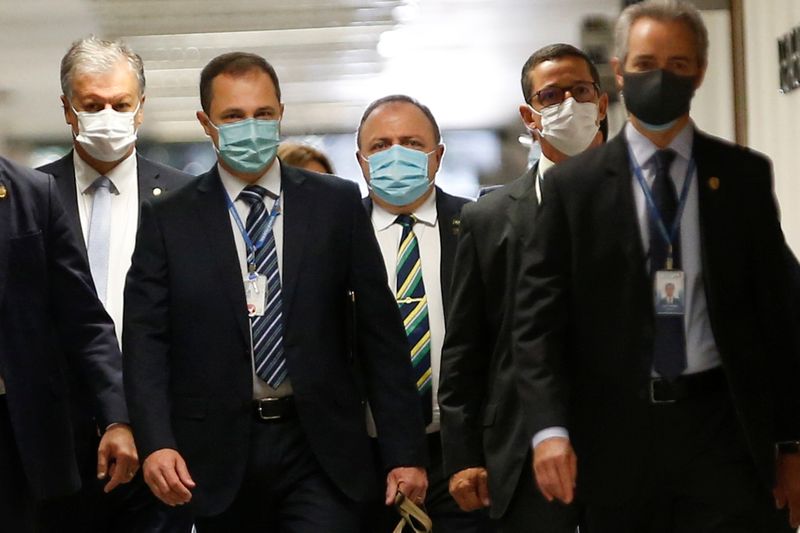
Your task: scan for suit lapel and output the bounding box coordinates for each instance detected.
[506,166,538,234]
[607,135,648,273]
[692,131,723,299]
[136,155,163,201]
[195,168,250,344]
[48,153,86,257]
[0,174,10,308]
[435,188,461,320]
[280,165,311,321]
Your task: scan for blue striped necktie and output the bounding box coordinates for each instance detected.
[395,214,432,425]
[239,185,287,388]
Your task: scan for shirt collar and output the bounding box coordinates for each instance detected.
[218,159,282,203]
[624,120,694,169]
[537,152,556,180]
[74,149,138,195]
[372,187,438,231]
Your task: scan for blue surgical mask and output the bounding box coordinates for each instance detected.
[211,118,280,174]
[365,145,434,206]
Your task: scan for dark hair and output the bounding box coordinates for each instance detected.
[356,94,441,149]
[278,143,335,174]
[199,52,281,114]
[520,43,601,105]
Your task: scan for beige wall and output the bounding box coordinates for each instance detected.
[744,0,800,253]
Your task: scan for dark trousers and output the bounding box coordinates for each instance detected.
[580,384,792,533]
[494,452,578,533]
[61,436,193,533]
[363,432,492,533]
[195,417,361,533]
[0,395,192,533]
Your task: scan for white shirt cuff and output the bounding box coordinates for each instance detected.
[531,427,569,449]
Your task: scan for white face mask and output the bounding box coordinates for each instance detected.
[72,102,140,162]
[529,98,599,157]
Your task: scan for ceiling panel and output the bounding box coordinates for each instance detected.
[0,0,621,143]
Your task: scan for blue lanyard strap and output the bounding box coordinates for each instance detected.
[225,190,282,268]
[627,145,695,260]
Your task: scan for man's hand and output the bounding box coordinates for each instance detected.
[533,437,577,504]
[449,467,490,511]
[97,423,138,493]
[385,466,428,506]
[142,449,196,506]
[774,451,800,527]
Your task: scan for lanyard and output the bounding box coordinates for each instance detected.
[628,145,695,270]
[226,190,281,273]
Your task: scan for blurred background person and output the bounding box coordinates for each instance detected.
[278,142,335,174]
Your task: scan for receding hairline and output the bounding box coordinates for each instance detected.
[357,99,440,149]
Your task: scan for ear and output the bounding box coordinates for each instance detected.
[356,150,370,181]
[197,111,215,138]
[518,103,541,141]
[134,95,146,130]
[694,64,707,90]
[612,57,624,91]
[61,95,74,125]
[429,143,445,177]
[597,92,609,123]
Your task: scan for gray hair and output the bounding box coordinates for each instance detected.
[60,36,146,99]
[615,0,709,68]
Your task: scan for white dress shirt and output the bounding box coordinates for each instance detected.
[536,153,556,205]
[625,121,721,375]
[74,151,139,347]
[218,161,293,399]
[370,189,444,434]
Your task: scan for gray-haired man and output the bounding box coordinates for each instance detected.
[37,36,193,533]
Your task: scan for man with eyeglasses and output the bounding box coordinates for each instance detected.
[122,52,428,531]
[438,43,607,532]
[356,94,490,532]
[513,1,800,531]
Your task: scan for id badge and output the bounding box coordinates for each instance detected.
[244,273,268,317]
[654,270,685,316]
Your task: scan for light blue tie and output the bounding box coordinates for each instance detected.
[87,176,112,304]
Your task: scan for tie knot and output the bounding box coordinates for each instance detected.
[653,149,676,176]
[395,214,417,228]
[238,184,270,205]
[92,175,112,191]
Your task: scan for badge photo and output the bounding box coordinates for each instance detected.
[654,270,685,316]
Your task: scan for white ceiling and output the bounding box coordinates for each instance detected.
[0,0,621,143]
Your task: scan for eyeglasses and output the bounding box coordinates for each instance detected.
[533,81,599,109]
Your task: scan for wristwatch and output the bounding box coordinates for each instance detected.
[776,441,800,454]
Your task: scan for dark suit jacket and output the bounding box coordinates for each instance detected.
[123,164,428,516]
[0,156,126,500]
[38,151,193,259]
[512,131,800,504]
[438,166,538,518]
[362,185,471,320]
[37,151,193,474]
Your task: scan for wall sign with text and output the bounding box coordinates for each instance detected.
[779,26,800,94]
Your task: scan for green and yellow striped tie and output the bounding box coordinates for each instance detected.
[395,214,432,425]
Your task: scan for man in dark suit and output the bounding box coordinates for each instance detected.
[0,156,135,532]
[513,1,800,531]
[356,94,489,532]
[123,52,428,532]
[438,43,607,532]
[37,36,193,533]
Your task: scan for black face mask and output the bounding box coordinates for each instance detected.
[622,69,696,130]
